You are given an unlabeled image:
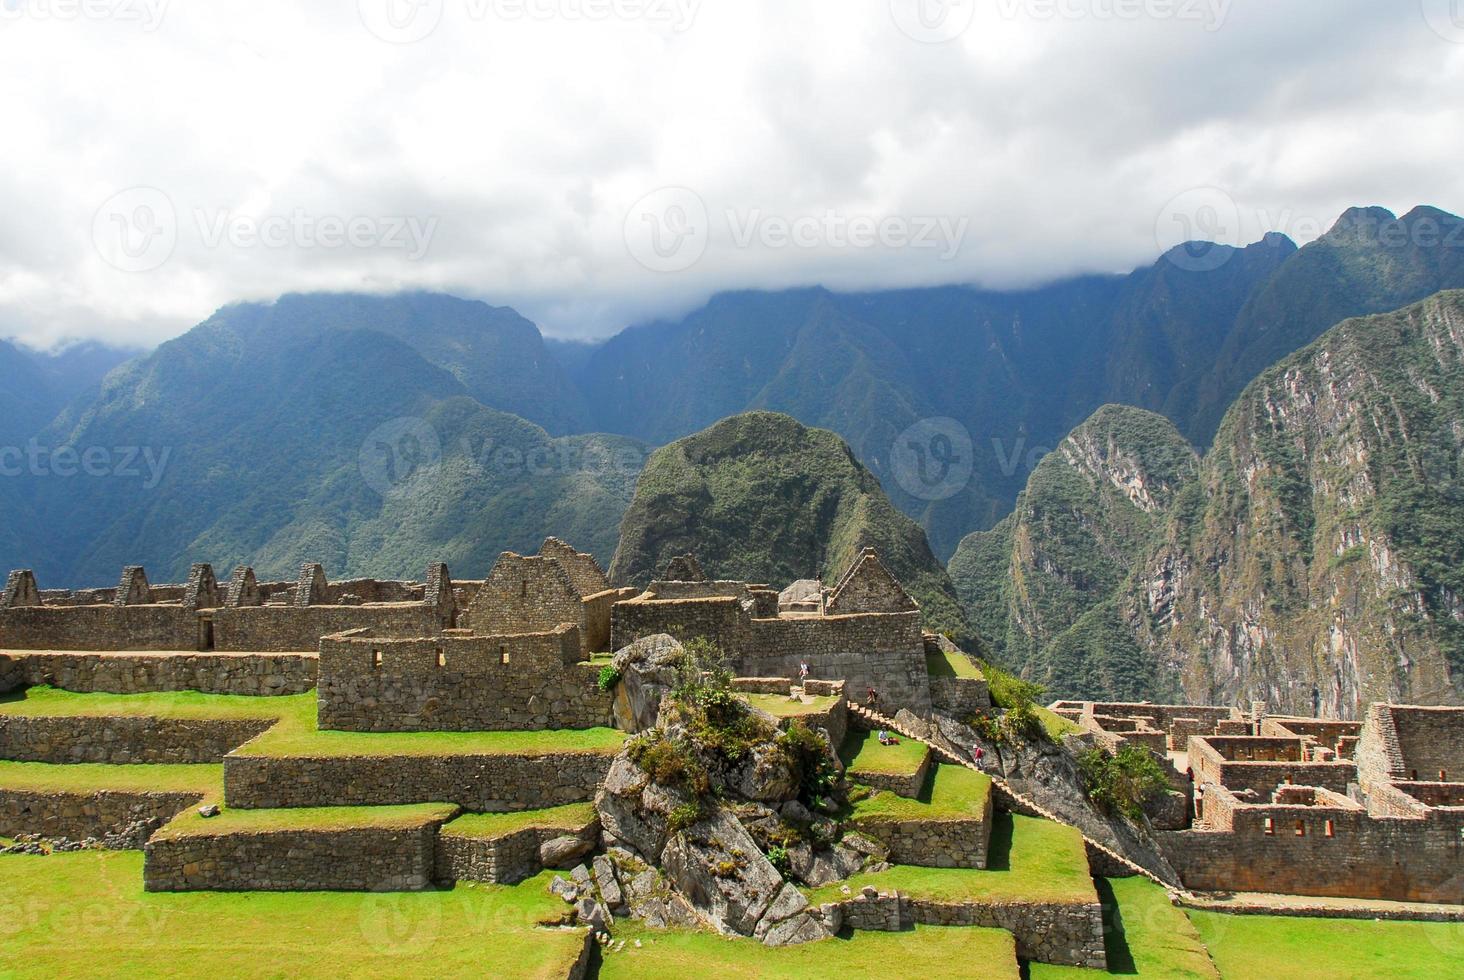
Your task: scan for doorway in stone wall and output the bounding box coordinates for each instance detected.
[198,615,215,652]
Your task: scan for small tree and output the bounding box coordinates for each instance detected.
[1077,745,1169,820]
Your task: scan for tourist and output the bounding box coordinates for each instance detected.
[866,686,878,707]
[799,660,810,681]
[972,745,985,770]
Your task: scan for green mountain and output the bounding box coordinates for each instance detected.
[576,209,1464,559]
[609,411,969,639]
[949,405,1199,700]
[953,292,1464,715]
[5,298,643,585]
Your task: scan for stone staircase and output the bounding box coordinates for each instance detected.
[845,701,1182,896]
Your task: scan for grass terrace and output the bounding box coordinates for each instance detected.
[0,852,585,978]
[1031,877,1218,978]
[153,802,459,839]
[840,729,928,777]
[0,686,311,721]
[742,692,841,719]
[440,803,597,840]
[807,812,1095,907]
[925,647,984,680]
[0,761,221,795]
[598,921,1019,979]
[224,696,624,759]
[1189,906,1464,979]
[847,762,991,823]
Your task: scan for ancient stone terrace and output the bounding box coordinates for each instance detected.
[610,548,935,713]
[1049,699,1246,753]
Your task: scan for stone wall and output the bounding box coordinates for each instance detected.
[851,747,932,799]
[0,789,201,847]
[930,676,990,718]
[6,650,317,695]
[144,822,447,891]
[0,653,21,694]
[825,549,918,616]
[0,715,274,764]
[464,554,584,638]
[1160,800,1464,903]
[1388,705,1464,781]
[812,888,1105,969]
[0,604,199,651]
[1187,736,1355,798]
[435,811,600,885]
[611,596,930,714]
[851,791,993,869]
[212,603,442,653]
[224,750,616,812]
[316,626,612,732]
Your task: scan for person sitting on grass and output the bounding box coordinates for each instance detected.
[877,730,900,746]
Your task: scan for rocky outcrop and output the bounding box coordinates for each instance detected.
[661,806,830,945]
[611,634,683,733]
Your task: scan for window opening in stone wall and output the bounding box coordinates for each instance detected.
[1440,770,1448,781]
[1324,819,1334,838]
[436,647,446,667]
[1294,820,1305,837]
[1263,817,1274,835]
[1410,769,1418,780]
[372,650,382,668]
[521,580,528,598]
[500,644,510,665]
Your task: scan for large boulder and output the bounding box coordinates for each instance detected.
[611,634,684,732]
[660,805,831,946]
[594,752,691,862]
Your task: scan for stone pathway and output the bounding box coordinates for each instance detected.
[1181,890,1464,921]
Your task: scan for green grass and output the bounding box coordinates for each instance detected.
[1031,877,1217,978]
[440,803,596,840]
[743,693,840,719]
[222,695,624,758]
[839,729,928,776]
[847,763,991,823]
[0,686,311,720]
[1038,706,1083,741]
[925,648,983,680]
[808,812,1095,907]
[154,803,460,839]
[598,921,1018,978]
[0,761,221,795]
[0,851,585,978]
[0,688,627,760]
[1189,907,1464,979]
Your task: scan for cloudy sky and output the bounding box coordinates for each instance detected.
[2,0,1462,349]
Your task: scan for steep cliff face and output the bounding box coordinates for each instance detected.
[949,405,1198,699]
[609,412,969,640]
[954,292,1464,714]
[1142,290,1464,716]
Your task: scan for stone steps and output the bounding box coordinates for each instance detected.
[846,702,1180,895]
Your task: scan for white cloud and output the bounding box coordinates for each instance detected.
[0,0,1460,348]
